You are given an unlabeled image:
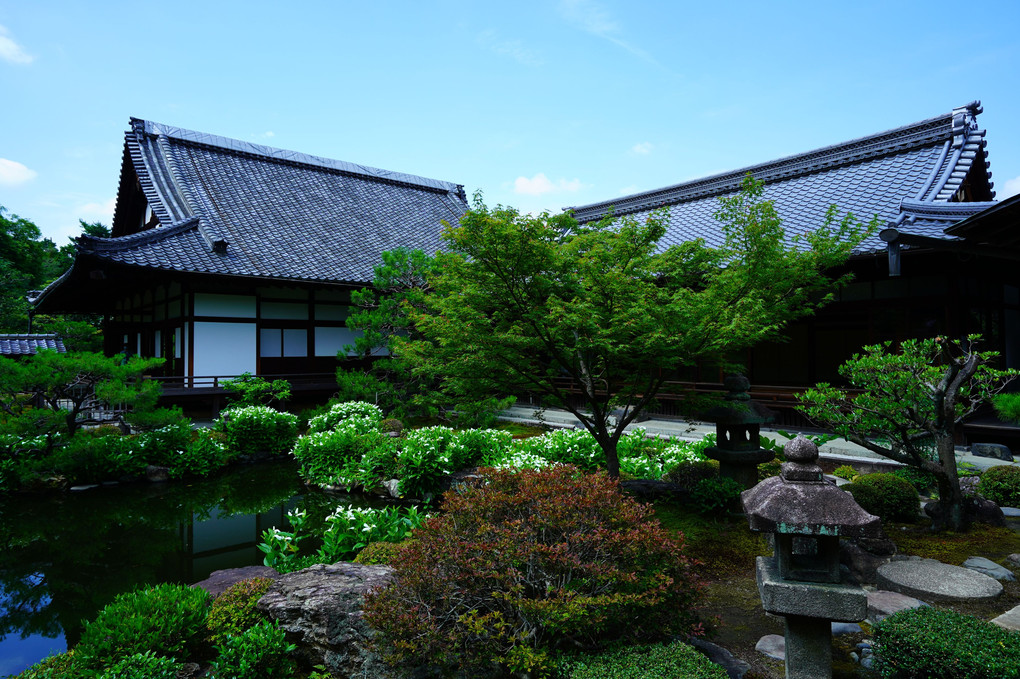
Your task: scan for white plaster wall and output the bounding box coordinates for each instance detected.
[193,322,256,376]
[193,293,256,318]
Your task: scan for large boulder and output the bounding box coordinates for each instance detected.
[840,535,897,585]
[257,562,395,678]
[193,566,279,598]
[923,497,1005,527]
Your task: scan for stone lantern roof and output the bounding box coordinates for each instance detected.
[742,437,882,538]
[701,374,775,425]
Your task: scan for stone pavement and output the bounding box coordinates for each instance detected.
[498,405,1018,472]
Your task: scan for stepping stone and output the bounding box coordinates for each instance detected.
[877,559,1003,602]
[991,604,1020,631]
[1002,507,1020,518]
[963,556,1016,582]
[1008,554,1020,568]
[755,634,785,661]
[866,590,926,624]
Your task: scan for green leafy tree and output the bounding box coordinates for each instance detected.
[797,336,1016,531]
[401,176,874,476]
[339,247,512,423]
[221,372,292,409]
[0,350,165,443]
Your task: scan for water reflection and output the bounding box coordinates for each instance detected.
[0,460,308,675]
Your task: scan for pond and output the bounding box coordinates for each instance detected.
[0,461,370,676]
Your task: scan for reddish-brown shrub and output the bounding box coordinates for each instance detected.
[362,465,703,676]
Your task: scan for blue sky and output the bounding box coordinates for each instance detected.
[2,0,1019,244]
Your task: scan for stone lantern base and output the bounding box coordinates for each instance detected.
[756,557,868,679]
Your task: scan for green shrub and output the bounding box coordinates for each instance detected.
[846,473,919,523]
[690,476,743,515]
[395,425,460,498]
[832,464,858,481]
[363,465,703,677]
[292,417,394,488]
[889,465,939,494]
[209,619,297,679]
[74,583,210,668]
[123,405,189,432]
[992,392,1020,424]
[379,417,403,434]
[317,505,427,561]
[664,459,719,489]
[757,459,783,481]
[173,428,234,478]
[207,577,274,645]
[220,406,298,458]
[306,401,383,433]
[98,651,181,679]
[135,419,193,466]
[979,464,1020,507]
[222,372,291,409]
[561,641,727,679]
[874,606,1020,678]
[354,540,411,565]
[56,427,134,483]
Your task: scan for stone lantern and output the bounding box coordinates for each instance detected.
[741,437,882,679]
[703,375,776,489]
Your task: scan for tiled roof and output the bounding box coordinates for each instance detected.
[81,119,469,285]
[0,334,66,356]
[568,102,998,255]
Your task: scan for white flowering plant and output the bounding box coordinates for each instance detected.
[307,401,383,434]
[219,405,299,458]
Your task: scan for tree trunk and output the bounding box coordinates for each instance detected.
[932,434,968,531]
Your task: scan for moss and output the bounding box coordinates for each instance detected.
[890,522,1020,565]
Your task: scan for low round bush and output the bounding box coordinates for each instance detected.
[846,472,919,523]
[363,465,703,677]
[690,476,743,515]
[207,577,274,645]
[874,606,1020,678]
[220,406,298,458]
[664,459,719,490]
[978,464,1020,507]
[562,641,727,679]
[74,583,210,668]
[209,619,297,679]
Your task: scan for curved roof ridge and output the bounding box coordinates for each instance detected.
[568,104,980,221]
[131,118,463,196]
[78,216,201,252]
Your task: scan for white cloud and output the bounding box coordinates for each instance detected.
[476,30,543,67]
[631,142,653,155]
[1000,175,1020,200]
[0,158,37,186]
[252,131,275,139]
[514,173,584,196]
[0,25,33,65]
[77,197,117,223]
[558,0,659,66]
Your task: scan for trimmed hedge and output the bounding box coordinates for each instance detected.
[978,464,1020,508]
[874,606,1020,678]
[846,472,919,523]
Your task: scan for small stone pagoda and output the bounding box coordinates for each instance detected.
[742,437,882,679]
[703,375,776,489]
